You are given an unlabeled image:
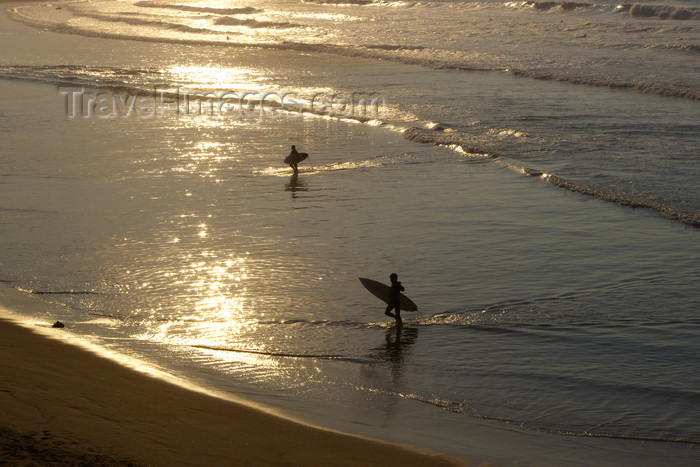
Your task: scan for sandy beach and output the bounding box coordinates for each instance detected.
[0,315,463,466]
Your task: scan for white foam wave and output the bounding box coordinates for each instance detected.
[6,1,700,102]
[78,12,218,35]
[303,0,375,5]
[402,126,700,228]
[402,127,498,156]
[134,2,261,16]
[257,153,436,177]
[213,17,298,29]
[488,128,529,138]
[511,69,700,100]
[508,0,700,20]
[627,3,700,21]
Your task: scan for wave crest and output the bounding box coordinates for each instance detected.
[526,1,592,11]
[511,69,700,100]
[134,2,260,15]
[403,127,700,228]
[402,127,496,156]
[516,0,700,20]
[8,4,700,102]
[627,3,700,21]
[213,17,297,29]
[539,173,700,227]
[302,0,374,5]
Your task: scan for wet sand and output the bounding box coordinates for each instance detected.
[0,316,465,466]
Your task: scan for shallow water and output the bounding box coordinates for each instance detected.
[1,2,700,464]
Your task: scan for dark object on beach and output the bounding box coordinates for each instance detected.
[52,321,65,328]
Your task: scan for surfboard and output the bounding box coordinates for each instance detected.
[359,277,419,312]
[284,152,309,165]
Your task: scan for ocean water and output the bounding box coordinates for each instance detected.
[1,0,699,464]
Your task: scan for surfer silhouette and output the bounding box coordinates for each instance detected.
[287,145,299,172]
[385,273,404,326]
[284,145,309,173]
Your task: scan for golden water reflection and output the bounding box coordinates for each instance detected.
[164,65,262,90]
[138,253,258,348]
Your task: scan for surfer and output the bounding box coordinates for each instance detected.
[286,145,300,173]
[284,145,309,173]
[385,273,404,326]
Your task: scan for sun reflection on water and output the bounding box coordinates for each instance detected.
[159,63,295,102]
[136,252,259,349]
[164,65,259,89]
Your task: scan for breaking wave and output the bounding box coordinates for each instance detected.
[25,290,101,295]
[7,4,700,101]
[1,61,697,228]
[213,17,298,29]
[133,2,261,16]
[303,0,375,5]
[191,344,374,363]
[77,12,219,35]
[625,3,700,21]
[0,65,165,95]
[510,69,700,100]
[258,152,440,177]
[401,126,498,156]
[402,126,700,228]
[395,390,700,444]
[523,1,593,11]
[513,0,700,20]
[531,171,700,227]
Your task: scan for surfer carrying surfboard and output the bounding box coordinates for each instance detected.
[284,145,308,173]
[359,275,418,323]
[385,273,404,326]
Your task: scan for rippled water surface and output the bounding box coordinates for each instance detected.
[1,1,699,463]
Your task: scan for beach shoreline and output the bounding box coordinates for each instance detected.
[0,308,465,466]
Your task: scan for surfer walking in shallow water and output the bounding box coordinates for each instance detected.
[385,273,404,326]
[287,145,299,172]
[284,145,308,173]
